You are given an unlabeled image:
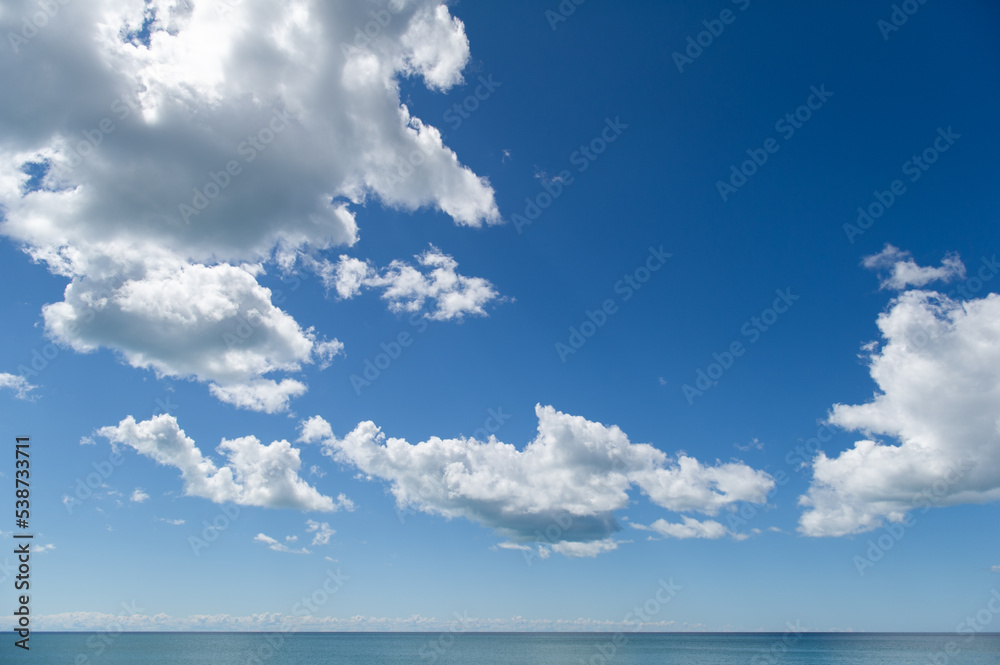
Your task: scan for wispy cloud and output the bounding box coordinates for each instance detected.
[0,373,38,401]
[253,534,310,555]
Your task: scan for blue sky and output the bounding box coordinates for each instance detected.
[1,0,999,633]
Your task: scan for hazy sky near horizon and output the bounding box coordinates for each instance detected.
[1,0,999,633]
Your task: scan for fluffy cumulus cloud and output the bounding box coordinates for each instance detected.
[0,373,37,400]
[130,488,149,503]
[799,251,1000,536]
[0,0,499,411]
[318,245,503,320]
[97,413,349,512]
[299,415,335,444]
[306,404,774,556]
[41,259,329,413]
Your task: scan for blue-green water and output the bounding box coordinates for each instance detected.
[7,632,1000,664]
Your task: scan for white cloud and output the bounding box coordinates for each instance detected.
[633,517,728,540]
[253,533,310,555]
[799,285,1000,536]
[328,256,372,300]
[208,378,307,415]
[313,404,773,555]
[155,517,185,526]
[549,539,621,558]
[97,414,346,512]
[991,565,1000,573]
[313,340,346,371]
[493,541,534,552]
[43,261,329,414]
[130,488,149,503]
[0,373,37,400]
[31,611,690,633]
[33,544,55,554]
[305,520,335,546]
[0,0,498,412]
[862,245,966,290]
[322,245,504,320]
[299,416,334,444]
[332,493,356,512]
[734,437,764,452]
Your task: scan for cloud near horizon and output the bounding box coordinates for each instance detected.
[29,609,688,633]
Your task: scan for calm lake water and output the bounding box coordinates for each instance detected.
[8,632,1000,664]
